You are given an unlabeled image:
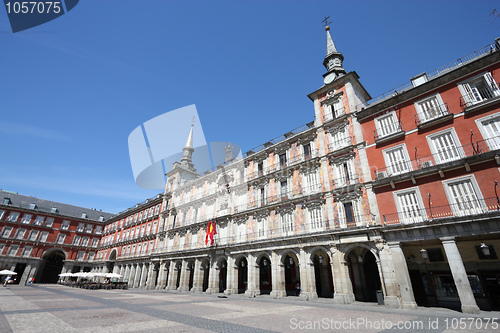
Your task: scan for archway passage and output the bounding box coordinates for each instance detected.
[237,258,248,294]
[175,263,182,289]
[202,260,209,292]
[39,250,65,283]
[219,259,227,293]
[284,255,300,296]
[188,261,195,290]
[313,252,334,298]
[348,249,381,302]
[259,256,272,295]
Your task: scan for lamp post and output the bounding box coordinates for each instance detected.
[480,243,490,257]
[420,248,428,260]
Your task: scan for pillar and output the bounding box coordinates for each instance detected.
[298,248,317,300]
[146,263,157,290]
[128,264,136,287]
[156,261,168,290]
[245,253,259,297]
[224,256,237,295]
[165,261,178,291]
[191,259,203,293]
[441,237,480,314]
[387,242,418,309]
[139,263,148,288]
[124,264,130,283]
[177,260,190,292]
[206,260,218,294]
[133,264,142,288]
[270,251,286,298]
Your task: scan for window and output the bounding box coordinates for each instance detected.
[281,213,294,233]
[427,248,445,262]
[87,252,95,261]
[1,226,13,238]
[0,210,5,220]
[99,215,105,222]
[94,225,103,234]
[6,211,20,222]
[309,207,323,229]
[45,217,54,227]
[303,144,311,159]
[148,240,154,252]
[91,238,99,247]
[85,224,93,233]
[333,159,355,188]
[443,175,484,216]
[459,72,500,107]
[324,96,344,120]
[21,214,32,224]
[280,181,288,199]
[257,218,265,238]
[61,220,70,230]
[33,215,45,226]
[152,221,158,234]
[279,153,287,167]
[81,212,87,219]
[72,235,81,245]
[146,223,151,235]
[137,243,142,254]
[7,245,19,256]
[39,231,49,242]
[427,129,463,164]
[51,207,58,213]
[140,225,145,237]
[375,111,401,139]
[15,228,26,239]
[76,223,85,232]
[3,198,11,205]
[56,234,66,244]
[329,126,349,151]
[81,237,90,247]
[155,204,161,215]
[383,144,412,176]
[415,94,447,124]
[0,244,5,255]
[476,112,500,150]
[305,171,319,193]
[21,246,33,257]
[28,230,39,241]
[343,202,355,226]
[76,251,86,261]
[393,188,426,223]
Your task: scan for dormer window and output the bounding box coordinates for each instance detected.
[3,198,11,205]
[98,215,105,222]
[51,207,58,214]
[81,212,88,219]
[29,203,37,210]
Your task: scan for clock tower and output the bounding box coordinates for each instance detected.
[322,26,346,85]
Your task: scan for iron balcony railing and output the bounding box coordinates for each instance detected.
[414,102,451,126]
[383,196,500,225]
[324,106,346,122]
[374,136,500,181]
[327,136,352,154]
[331,174,359,191]
[374,121,404,141]
[459,82,500,110]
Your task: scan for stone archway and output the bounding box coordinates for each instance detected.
[201,259,210,292]
[283,253,300,296]
[39,249,66,284]
[106,249,117,273]
[258,255,272,295]
[218,258,227,293]
[175,261,182,289]
[237,257,248,294]
[312,249,334,298]
[347,247,382,302]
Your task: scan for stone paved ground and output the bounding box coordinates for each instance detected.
[1,285,499,333]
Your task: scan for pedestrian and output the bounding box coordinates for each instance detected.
[3,276,11,287]
[295,282,300,296]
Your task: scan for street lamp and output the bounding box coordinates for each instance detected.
[357,254,364,263]
[480,243,491,257]
[420,248,428,260]
[318,255,323,264]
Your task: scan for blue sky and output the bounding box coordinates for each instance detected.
[1,0,499,214]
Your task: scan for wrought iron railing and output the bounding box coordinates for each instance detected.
[374,121,404,141]
[415,102,451,126]
[383,197,500,225]
[459,83,500,110]
[373,136,500,180]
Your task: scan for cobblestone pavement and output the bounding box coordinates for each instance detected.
[1,285,499,333]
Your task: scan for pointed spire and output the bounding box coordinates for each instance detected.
[325,26,338,55]
[184,125,194,149]
[180,124,195,171]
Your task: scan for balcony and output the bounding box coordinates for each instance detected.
[374,121,405,145]
[324,106,346,124]
[331,174,359,192]
[373,136,500,184]
[383,196,500,225]
[328,136,353,155]
[415,102,453,129]
[460,82,500,113]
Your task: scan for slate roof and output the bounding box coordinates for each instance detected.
[0,190,115,222]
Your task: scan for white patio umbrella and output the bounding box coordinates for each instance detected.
[58,273,74,277]
[0,270,17,275]
[105,273,122,279]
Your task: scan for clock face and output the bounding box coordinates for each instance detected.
[324,73,336,84]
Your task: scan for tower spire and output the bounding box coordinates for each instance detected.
[180,123,195,171]
[322,24,346,85]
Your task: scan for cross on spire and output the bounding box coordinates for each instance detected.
[322,16,332,28]
[191,116,196,127]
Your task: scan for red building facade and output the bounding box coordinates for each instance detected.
[357,40,500,312]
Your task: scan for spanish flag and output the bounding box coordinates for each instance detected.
[205,221,217,246]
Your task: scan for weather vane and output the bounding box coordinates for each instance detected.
[322,16,332,28]
[191,116,196,127]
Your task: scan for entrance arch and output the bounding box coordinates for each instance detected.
[283,253,300,296]
[347,247,382,302]
[175,261,182,289]
[312,250,334,298]
[106,249,117,273]
[258,255,272,295]
[218,258,227,293]
[39,249,66,283]
[201,259,210,292]
[188,261,195,290]
[237,257,248,294]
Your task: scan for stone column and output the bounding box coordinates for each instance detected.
[387,242,418,309]
[245,253,259,297]
[124,265,130,283]
[191,259,203,293]
[165,261,178,291]
[224,256,237,295]
[133,264,142,288]
[139,263,148,288]
[156,261,168,290]
[298,248,317,300]
[375,241,400,308]
[178,260,190,292]
[147,263,157,290]
[128,264,136,287]
[119,265,125,281]
[206,261,218,294]
[441,237,480,314]
[270,251,286,298]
